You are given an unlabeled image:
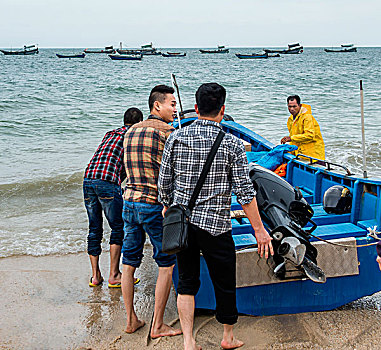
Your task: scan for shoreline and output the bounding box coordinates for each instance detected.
[1,251,381,349]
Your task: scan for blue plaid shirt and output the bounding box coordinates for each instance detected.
[158,119,256,236]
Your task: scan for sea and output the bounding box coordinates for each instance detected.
[0,47,380,258]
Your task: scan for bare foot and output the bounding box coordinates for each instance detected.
[124,319,145,334]
[221,338,244,349]
[108,271,122,285]
[151,323,182,339]
[184,342,202,350]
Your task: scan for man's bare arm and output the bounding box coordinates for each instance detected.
[242,197,274,259]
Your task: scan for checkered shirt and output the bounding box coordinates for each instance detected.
[158,119,256,236]
[123,115,174,204]
[84,125,129,185]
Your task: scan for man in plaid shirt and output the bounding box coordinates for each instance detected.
[121,85,182,339]
[83,108,143,288]
[158,83,273,350]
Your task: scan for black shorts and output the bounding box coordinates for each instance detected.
[176,223,238,325]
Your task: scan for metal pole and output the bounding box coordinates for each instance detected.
[360,80,368,178]
[171,73,182,128]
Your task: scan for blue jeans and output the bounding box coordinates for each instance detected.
[83,178,124,256]
[122,201,176,268]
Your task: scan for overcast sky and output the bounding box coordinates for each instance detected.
[1,0,380,48]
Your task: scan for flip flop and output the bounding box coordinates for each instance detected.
[89,277,103,287]
[108,281,121,288]
[108,278,140,288]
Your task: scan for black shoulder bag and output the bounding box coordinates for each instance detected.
[162,130,225,255]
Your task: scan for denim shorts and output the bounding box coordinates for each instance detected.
[122,201,176,268]
[83,178,124,256]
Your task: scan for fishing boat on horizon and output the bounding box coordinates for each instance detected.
[264,43,303,54]
[83,46,115,54]
[169,110,381,317]
[200,45,229,54]
[0,44,39,55]
[324,44,357,53]
[56,53,86,59]
[108,53,142,61]
[235,52,281,59]
[162,52,186,57]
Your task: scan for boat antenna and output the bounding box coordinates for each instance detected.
[171,73,183,128]
[360,80,368,178]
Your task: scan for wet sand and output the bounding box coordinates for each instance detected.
[1,249,381,350]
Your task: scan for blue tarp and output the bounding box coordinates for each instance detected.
[246,144,298,170]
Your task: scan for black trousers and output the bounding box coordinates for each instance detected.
[176,223,238,325]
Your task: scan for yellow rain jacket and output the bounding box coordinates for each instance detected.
[287,104,325,160]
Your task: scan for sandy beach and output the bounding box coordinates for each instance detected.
[1,248,381,350]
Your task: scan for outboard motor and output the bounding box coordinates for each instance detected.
[248,164,326,283]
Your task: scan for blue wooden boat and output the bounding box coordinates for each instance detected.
[171,114,381,316]
[162,52,186,57]
[108,54,142,61]
[236,53,269,59]
[56,53,85,59]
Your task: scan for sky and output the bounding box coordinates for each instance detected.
[1,0,380,48]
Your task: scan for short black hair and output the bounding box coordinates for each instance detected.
[287,95,301,105]
[124,107,143,125]
[195,83,226,117]
[148,85,175,111]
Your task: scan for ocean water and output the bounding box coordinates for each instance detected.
[0,47,380,257]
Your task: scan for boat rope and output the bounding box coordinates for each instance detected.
[235,226,381,252]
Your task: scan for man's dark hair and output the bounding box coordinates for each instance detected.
[195,83,226,117]
[148,85,175,111]
[124,107,143,125]
[287,95,301,105]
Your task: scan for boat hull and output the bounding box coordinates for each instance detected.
[236,53,268,59]
[162,53,186,57]
[264,47,303,54]
[1,48,39,55]
[324,48,357,53]
[108,54,142,60]
[56,53,85,58]
[199,48,229,54]
[171,117,381,316]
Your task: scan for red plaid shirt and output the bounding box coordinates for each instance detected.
[123,115,174,204]
[84,125,129,185]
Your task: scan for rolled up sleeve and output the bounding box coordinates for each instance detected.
[158,135,174,207]
[231,141,256,205]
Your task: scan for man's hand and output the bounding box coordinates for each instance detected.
[255,226,274,259]
[162,206,168,218]
[376,256,381,271]
[281,136,291,144]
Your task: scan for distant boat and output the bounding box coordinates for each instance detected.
[324,45,357,53]
[84,46,115,54]
[108,54,142,61]
[0,44,39,55]
[56,53,85,59]
[162,52,186,57]
[236,52,269,59]
[200,46,229,54]
[264,43,303,54]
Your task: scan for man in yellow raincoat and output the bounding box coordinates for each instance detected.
[281,95,325,160]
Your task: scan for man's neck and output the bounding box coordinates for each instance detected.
[198,116,222,123]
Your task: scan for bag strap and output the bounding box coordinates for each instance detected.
[188,130,225,211]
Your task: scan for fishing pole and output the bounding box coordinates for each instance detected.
[171,73,183,128]
[360,80,368,178]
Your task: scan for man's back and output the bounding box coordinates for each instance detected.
[159,119,255,236]
[123,115,174,204]
[85,125,128,185]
